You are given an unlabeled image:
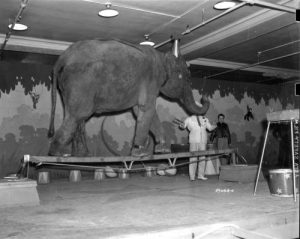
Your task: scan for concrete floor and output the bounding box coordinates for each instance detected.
[0,172,299,239]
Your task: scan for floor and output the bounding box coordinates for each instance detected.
[0,171,299,239]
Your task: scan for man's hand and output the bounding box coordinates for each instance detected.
[179,123,185,129]
[173,118,185,130]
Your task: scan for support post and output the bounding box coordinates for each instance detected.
[290,120,297,202]
[254,121,270,195]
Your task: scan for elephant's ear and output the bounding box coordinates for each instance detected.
[172,39,180,58]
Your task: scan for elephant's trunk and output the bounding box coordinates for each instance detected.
[181,85,209,115]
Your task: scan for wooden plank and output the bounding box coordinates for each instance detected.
[27,148,237,163]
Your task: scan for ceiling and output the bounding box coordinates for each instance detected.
[0,0,299,84]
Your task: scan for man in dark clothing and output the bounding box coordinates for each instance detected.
[210,113,231,148]
[210,113,231,165]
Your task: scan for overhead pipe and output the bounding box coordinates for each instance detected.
[148,1,209,36]
[0,0,29,60]
[258,39,300,56]
[181,2,247,36]
[239,0,297,14]
[155,2,247,49]
[202,51,300,79]
[197,22,300,62]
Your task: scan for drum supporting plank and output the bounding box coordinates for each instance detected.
[254,109,299,202]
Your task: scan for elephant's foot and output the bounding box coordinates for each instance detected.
[48,149,70,157]
[71,146,89,157]
[48,142,70,156]
[154,143,171,154]
[131,145,151,157]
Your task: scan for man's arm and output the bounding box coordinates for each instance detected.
[226,124,231,144]
[210,129,216,143]
[206,119,217,131]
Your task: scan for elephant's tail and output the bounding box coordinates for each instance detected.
[48,69,58,138]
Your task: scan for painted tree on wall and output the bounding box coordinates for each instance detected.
[0,62,51,96]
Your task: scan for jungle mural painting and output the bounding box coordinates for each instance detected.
[0,62,298,177]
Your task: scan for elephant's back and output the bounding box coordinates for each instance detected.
[57,39,160,67]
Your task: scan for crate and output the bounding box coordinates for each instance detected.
[219,165,264,183]
[0,179,40,207]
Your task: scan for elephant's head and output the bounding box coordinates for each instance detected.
[160,42,209,115]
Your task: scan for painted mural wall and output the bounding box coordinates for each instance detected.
[0,62,298,178]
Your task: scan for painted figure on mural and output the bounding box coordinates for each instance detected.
[179,113,216,181]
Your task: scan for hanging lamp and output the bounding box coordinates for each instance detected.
[98,2,119,18]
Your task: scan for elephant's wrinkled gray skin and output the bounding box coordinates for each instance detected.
[48,39,209,157]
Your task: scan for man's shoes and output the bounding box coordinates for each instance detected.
[197,176,208,180]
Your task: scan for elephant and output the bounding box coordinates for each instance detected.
[48,39,209,157]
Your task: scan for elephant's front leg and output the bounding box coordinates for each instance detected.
[71,121,89,156]
[131,104,156,157]
[150,112,171,154]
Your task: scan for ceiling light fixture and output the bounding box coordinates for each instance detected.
[213,1,237,10]
[139,35,155,46]
[98,2,119,18]
[8,23,28,31]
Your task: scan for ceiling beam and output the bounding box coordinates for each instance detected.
[180,0,296,55]
[0,35,71,55]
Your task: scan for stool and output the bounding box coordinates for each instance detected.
[254,109,299,202]
[38,171,50,184]
[69,170,81,182]
[94,168,105,181]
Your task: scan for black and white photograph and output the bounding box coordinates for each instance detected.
[0,0,299,238]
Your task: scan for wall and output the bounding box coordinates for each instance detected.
[0,61,298,178]
[193,77,299,168]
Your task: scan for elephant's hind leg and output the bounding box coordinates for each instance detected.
[72,121,89,156]
[48,116,78,156]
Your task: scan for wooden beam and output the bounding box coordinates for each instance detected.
[26,148,237,164]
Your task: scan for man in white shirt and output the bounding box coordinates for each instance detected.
[180,115,216,181]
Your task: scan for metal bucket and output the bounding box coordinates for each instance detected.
[268,169,299,197]
[69,170,82,182]
[94,168,105,181]
[38,171,50,184]
[145,166,157,177]
[118,168,129,179]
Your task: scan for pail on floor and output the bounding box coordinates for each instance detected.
[145,166,156,177]
[118,168,129,179]
[94,168,105,181]
[268,169,299,197]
